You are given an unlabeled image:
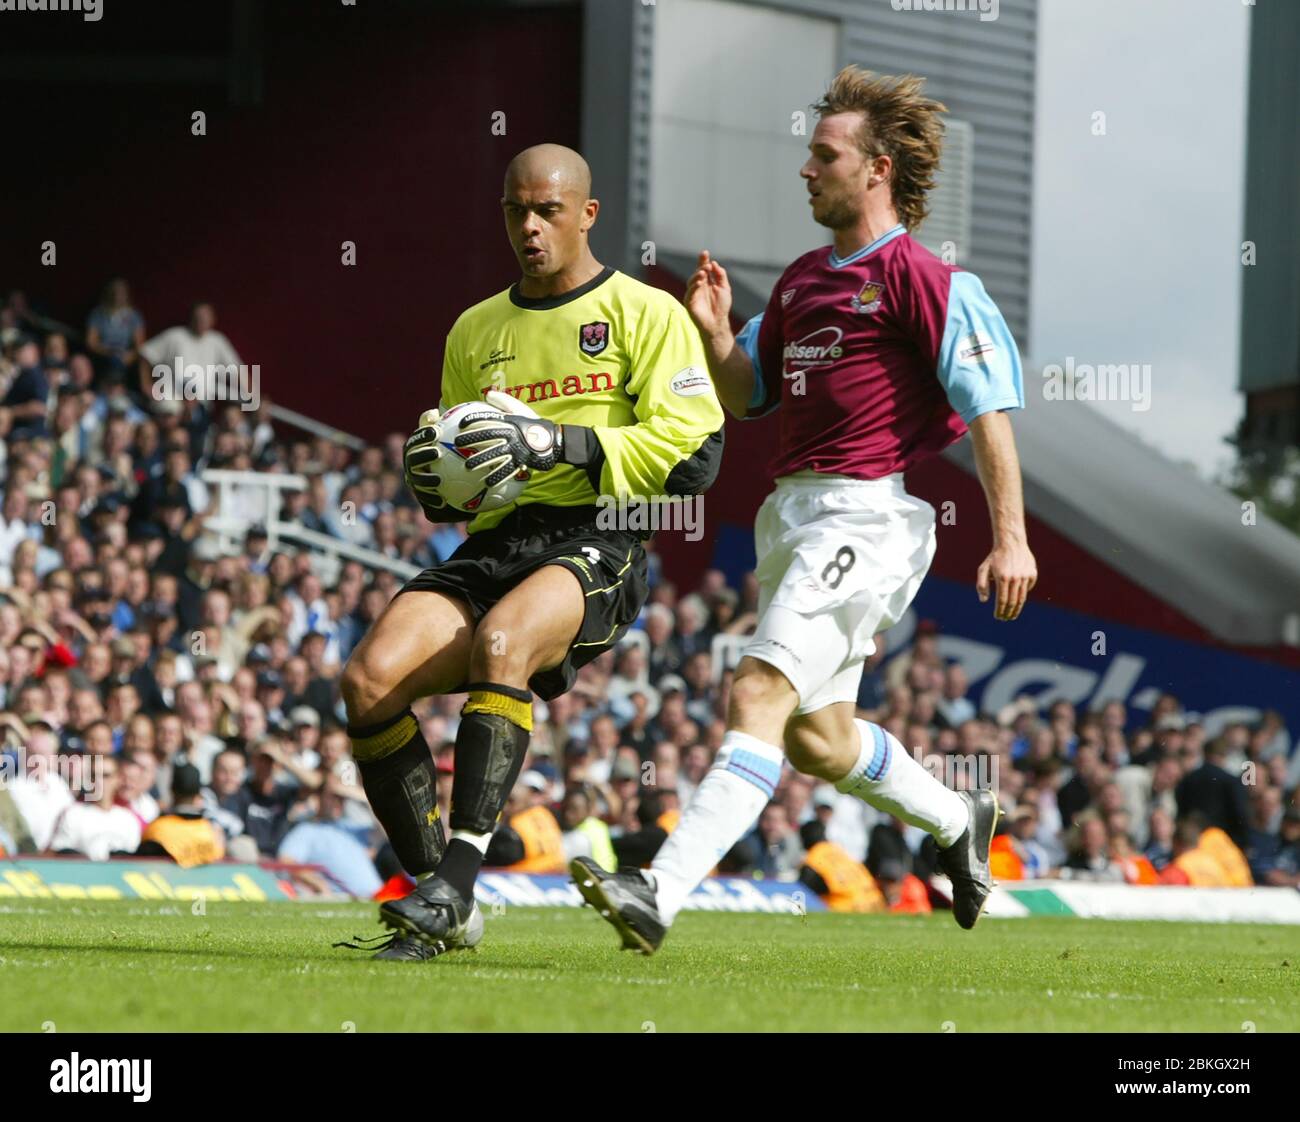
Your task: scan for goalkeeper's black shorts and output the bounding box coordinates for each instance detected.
[399,503,649,701]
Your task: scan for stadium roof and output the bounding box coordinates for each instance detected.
[943,386,1300,649]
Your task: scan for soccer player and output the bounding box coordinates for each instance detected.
[572,67,1037,952]
[339,144,724,960]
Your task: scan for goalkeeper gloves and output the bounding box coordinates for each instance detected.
[455,390,600,486]
[403,409,465,522]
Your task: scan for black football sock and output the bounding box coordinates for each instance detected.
[435,839,486,905]
[442,681,533,902]
[348,709,446,878]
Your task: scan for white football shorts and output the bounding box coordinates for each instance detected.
[743,470,937,715]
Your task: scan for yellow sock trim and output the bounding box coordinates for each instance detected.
[350,713,419,761]
[464,689,533,732]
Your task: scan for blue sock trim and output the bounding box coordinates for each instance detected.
[724,748,782,799]
[865,722,892,782]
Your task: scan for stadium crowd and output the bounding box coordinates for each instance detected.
[2,282,1299,912]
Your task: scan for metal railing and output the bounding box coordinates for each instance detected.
[610,628,747,685]
[200,469,420,582]
[203,469,306,547]
[267,403,368,451]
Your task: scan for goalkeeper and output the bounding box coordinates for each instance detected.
[337,144,724,960]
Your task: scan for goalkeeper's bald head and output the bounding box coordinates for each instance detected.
[501,143,599,283]
[505,143,592,199]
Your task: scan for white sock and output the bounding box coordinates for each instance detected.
[837,719,969,848]
[450,829,492,854]
[649,730,784,924]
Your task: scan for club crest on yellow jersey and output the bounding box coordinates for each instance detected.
[580,320,610,356]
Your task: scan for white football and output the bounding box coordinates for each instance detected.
[425,402,530,514]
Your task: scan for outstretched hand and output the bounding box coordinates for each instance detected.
[684,249,732,339]
[976,540,1037,621]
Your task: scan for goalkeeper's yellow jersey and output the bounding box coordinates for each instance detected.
[438,266,725,533]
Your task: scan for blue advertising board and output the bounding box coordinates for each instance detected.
[476,871,824,913]
[895,576,1300,751]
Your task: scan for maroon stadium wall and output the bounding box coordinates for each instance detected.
[3,1,581,440]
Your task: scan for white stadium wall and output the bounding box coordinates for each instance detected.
[633,0,1037,342]
[648,0,839,269]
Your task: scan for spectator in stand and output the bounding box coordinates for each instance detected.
[875,857,932,914]
[680,650,717,726]
[736,802,803,880]
[798,819,884,912]
[1060,812,1122,881]
[117,750,160,828]
[611,789,673,868]
[935,663,975,729]
[1158,815,1253,887]
[644,603,681,680]
[1046,699,1079,759]
[485,773,565,873]
[238,738,302,856]
[284,478,327,539]
[559,786,617,871]
[605,750,641,814]
[883,618,939,690]
[1145,805,1175,869]
[582,713,620,785]
[647,744,681,804]
[1264,808,1300,888]
[2,337,51,440]
[278,782,382,898]
[648,677,689,743]
[284,706,323,780]
[47,754,142,861]
[606,643,647,707]
[171,686,220,780]
[0,491,38,585]
[42,332,71,388]
[1131,711,1185,768]
[138,764,225,868]
[1176,736,1249,848]
[1109,831,1158,885]
[201,747,254,856]
[137,301,240,402]
[281,652,334,718]
[85,278,146,379]
[300,623,341,681]
[6,725,74,851]
[1247,792,1300,887]
[1057,743,1106,828]
[316,724,374,837]
[617,687,657,761]
[678,743,711,808]
[673,594,714,661]
[867,814,915,880]
[226,697,268,755]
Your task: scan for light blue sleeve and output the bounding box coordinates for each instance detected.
[736,314,767,411]
[277,824,309,863]
[936,272,1024,424]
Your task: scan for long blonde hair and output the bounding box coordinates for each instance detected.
[813,66,948,232]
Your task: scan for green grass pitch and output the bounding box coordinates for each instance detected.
[0,900,1295,1032]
